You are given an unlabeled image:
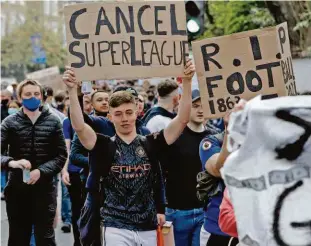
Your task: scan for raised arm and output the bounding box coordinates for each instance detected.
[63,66,97,150]
[204,134,228,178]
[164,59,195,145]
[203,101,247,177]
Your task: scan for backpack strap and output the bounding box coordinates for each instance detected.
[137,135,166,214]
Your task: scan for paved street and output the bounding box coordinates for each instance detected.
[1,200,74,246]
[293,58,311,93]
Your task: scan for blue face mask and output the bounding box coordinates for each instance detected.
[8,108,19,115]
[22,97,41,112]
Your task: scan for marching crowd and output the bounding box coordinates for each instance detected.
[1,59,310,246]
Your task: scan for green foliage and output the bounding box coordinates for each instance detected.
[1,10,66,73]
[199,1,275,40]
[294,12,311,31]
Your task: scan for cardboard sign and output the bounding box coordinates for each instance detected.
[192,22,297,119]
[26,66,66,92]
[64,1,188,81]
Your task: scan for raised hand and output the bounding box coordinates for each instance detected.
[182,58,195,82]
[63,66,79,90]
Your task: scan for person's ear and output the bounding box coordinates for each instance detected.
[173,95,179,104]
[107,113,112,122]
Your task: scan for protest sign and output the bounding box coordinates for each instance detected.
[192,22,297,119]
[64,1,188,81]
[26,66,66,92]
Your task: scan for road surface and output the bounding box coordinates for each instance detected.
[1,199,74,246]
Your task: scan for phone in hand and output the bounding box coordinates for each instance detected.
[81,81,93,94]
[23,169,30,183]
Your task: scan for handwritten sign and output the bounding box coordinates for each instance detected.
[192,22,297,119]
[64,1,188,81]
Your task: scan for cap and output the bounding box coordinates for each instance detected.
[113,86,138,97]
[192,89,201,102]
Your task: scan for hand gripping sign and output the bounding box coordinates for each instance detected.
[192,22,297,119]
[64,1,189,81]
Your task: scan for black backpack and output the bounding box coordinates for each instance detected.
[196,132,225,206]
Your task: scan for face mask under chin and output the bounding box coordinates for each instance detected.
[94,110,108,117]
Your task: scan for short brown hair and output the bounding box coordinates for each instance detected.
[157,79,178,98]
[54,90,67,103]
[109,91,135,108]
[17,79,43,99]
[91,90,109,102]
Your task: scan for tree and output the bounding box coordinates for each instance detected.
[200,2,275,39]
[264,1,311,57]
[1,2,67,79]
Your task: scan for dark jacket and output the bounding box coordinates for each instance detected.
[1,104,9,123]
[142,106,176,126]
[1,106,67,187]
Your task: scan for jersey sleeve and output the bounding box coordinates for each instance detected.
[62,117,71,140]
[199,136,222,170]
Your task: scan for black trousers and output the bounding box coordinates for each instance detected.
[67,172,86,246]
[5,183,57,246]
[206,234,239,246]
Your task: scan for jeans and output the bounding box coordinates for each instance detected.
[30,226,36,246]
[1,170,7,192]
[61,180,72,224]
[166,207,204,246]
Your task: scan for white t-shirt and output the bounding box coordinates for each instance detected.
[222,95,311,246]
[146,115,172,133]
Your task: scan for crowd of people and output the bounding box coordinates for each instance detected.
[1,60,310,246]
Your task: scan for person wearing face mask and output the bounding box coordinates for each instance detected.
[1,89,12,122]
[0,99,19,200]
[8,100,21,115]
[146,89,156,108]
[1,79,67,246]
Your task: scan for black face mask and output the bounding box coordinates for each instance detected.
[148,95,155,101]
[57,103,65,112]
[94,110,108,117]
[1,99,9,107]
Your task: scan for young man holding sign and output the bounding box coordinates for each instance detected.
[62,60,195,245]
